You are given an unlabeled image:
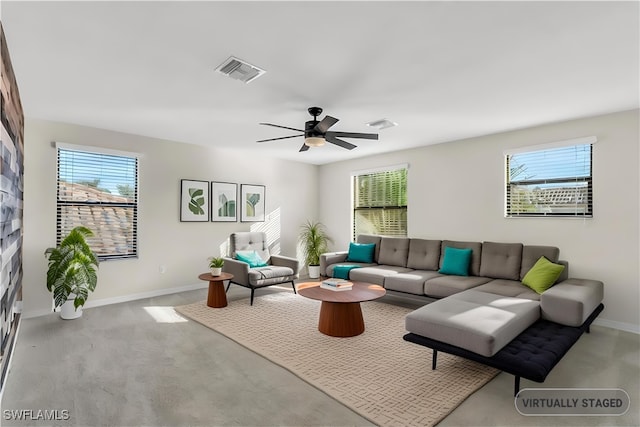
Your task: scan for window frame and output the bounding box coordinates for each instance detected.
[504,136,595,218]
[351,164,408,240]
[55,142,140,260]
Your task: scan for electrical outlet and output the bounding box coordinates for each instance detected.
[159,265,166,274]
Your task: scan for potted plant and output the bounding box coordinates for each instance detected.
[44,226,99,320]
[209,257,225,276]
[298,220,332,279]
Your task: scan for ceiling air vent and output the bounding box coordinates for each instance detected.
[366,118,398,130]
[215,56,266,83]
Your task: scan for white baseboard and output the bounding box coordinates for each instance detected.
[593,318,640,335]
[22,282,207,319]
[21,284,640,335]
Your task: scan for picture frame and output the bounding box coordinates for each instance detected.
[180,179,209,222]
[211,181,238,222]
[240,184,266,222]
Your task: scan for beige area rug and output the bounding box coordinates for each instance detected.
[175,293,499,427]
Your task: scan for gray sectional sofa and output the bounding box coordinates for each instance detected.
[320,234,604,358]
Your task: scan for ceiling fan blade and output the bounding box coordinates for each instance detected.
[259,122,305,132]
[257,134,303,143]
[314,116,339,133]
[326,135,357,150]
[299,143,310,152]
[326,131,379,140]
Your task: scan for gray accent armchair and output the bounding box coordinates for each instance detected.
[223,232,299,305]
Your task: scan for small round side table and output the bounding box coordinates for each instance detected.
[198,272,234,308]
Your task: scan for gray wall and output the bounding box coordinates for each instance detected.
[22,119,318,317]
[319,109,639,332]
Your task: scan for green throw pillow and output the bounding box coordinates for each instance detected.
[438,246,472,276]
[522,256,565,294]
[345,242,376,263]
[235,250,268,268]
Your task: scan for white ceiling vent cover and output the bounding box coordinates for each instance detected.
[215,56,266,83]
[366,118,398,130]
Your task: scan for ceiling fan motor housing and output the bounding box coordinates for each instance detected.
[305,120,322,138]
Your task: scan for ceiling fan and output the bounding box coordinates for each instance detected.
[257,107,379,152]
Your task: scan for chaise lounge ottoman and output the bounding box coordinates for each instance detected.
[405,290,540,357]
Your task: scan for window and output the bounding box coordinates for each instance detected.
[56,144,139,259]
[505,137,595,217]
[352,165,408,239]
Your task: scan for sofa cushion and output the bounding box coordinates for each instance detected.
[473,279,541,301]
[346,242,376,263]
[540,278,604,327]
[405,290,541,357]
[440,240,482,276]
[406,239,441,270]
[424,275,492,298]
[378,237,410,267]
[439,247,472,276]
[349,265,412,286]
[356,234,382,263]
[231,232,270,262]
[522,256,565,294]
[479,242,523,280]
[384,270,442,295]
[520,246,560,280]
[248,266,295,287]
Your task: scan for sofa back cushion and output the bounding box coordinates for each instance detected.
[407,239,442,270]
[440,240,482,276]
[479,242,523,280]
[520,245,560,280]
[378,237,410,267]
[356,234,382,263]
[230,232,270,262]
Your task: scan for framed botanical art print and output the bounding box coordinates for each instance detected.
[180,179,209,222]
[240,184,265,222]
[211,181,238,222]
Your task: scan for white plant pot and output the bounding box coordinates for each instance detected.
[60,298,83,320]
[308,265,320,279]
[210,267,222,276]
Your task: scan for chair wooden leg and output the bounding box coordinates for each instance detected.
[291,281,297,294]
[250,289,255,306]
[225,281,231,292]
[432,350,438,370]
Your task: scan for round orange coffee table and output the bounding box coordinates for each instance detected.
[198,272,234,308]
[297,281,386,337]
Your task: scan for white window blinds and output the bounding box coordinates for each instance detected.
[352,166,408,238]
[56,145,139,259]
[505,138,594,217]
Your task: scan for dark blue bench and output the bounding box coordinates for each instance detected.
[403,303,604,395]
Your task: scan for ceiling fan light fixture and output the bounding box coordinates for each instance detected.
[304,137,325,147]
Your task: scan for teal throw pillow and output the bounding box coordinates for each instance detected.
[439,246,472,276]
[522,256,565,294]
[345,242,375,263]
[235,250,268,268]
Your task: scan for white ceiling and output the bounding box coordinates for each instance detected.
[1,1,638,165]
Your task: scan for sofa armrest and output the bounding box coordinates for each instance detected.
[270,254,300,276]
[320,251,348,276]
[541,278,604,327]
[222,257,250,286]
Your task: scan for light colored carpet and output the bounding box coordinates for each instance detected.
[175,292,499,427]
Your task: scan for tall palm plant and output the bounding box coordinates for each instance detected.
[45,226,100,310]
[298,221,332,267]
